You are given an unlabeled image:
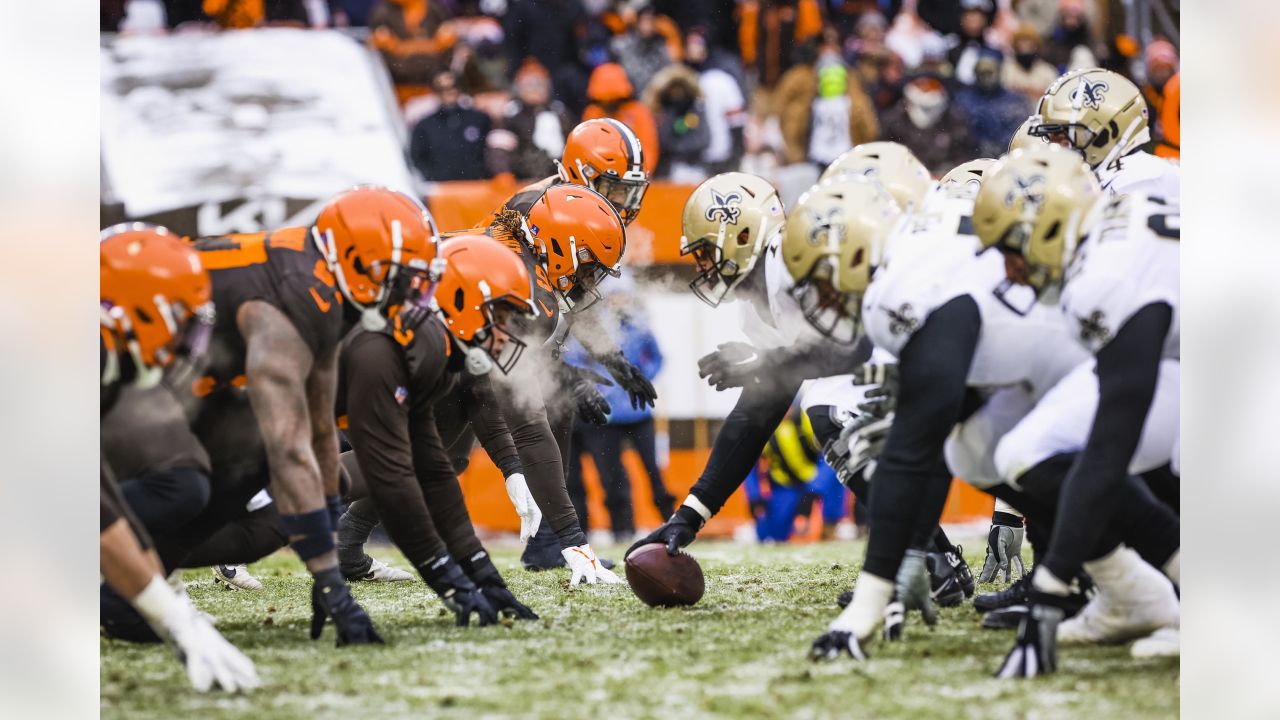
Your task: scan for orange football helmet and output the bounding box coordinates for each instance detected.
[433,235,537,374]
[100,223,215,387]
[312,186,442,330]
[524,184,626,313]
[558,118,650,226]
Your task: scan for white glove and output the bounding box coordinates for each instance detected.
[561,544,622,585]
[165,596,261,692]
[504,473,542,542]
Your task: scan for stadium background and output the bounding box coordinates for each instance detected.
[99,0,1180,536]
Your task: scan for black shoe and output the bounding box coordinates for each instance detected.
[100,584,162,643]
[982,604,1028,630]
[836,590,853,608]
[927,546,975,608]
[974,573,1030,613]
[521,525,566,571]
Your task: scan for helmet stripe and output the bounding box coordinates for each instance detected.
[605,117,643,174]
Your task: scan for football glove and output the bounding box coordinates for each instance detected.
[158,591,260,692]
[627,505,705,557]
[809,630,869,662]
[895,549,938,627]
[843,411,894,478]
[309,567,385,646]
[562,365,613,425]
[995,596,1065,679]
[503,472,542,542]
[599,351,657,410]
[419,554,499,627]
[562,544,623,585]
[978,524,1027,584]
[461,550,539,621]
[852,361,899,416]
[697,342,766,391]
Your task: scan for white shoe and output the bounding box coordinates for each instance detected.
[1131,626,1180,658]
[350,557,412,583]
[212,564,264,591]
[1057,548,1178,645]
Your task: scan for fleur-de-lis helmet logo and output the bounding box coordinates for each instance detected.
[806,207,843,246]
[1004,174,1046,214]
[705,189,743,225]
[1070,77,1110,110]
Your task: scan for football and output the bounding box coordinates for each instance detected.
[624,543,706,607]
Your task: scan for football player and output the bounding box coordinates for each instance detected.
[974,146,1181,675]
[177,186,440,645]
[1032,68,1180,199]
[337,234,541,625]
[100,224,258,692]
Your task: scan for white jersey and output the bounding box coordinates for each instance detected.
[863,192,1088,399]
[1098,150,1180,201]
[736,231,828,350]
[1061,193,1180,359]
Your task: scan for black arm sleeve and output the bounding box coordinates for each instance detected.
[687,372,805,516]
[767,335,874,382]
[461,374,523,478]
[1042,302,1172,581]
[343,335,447,568]
[863,296,981,580]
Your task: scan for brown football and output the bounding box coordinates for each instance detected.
[624,543,705,607]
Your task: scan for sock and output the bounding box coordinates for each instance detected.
[830,573,894,639]
[336,499,378,576]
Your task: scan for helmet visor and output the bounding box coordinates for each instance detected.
[594,174,648,226]
[789,266,862,345]
[1031,123,1097,157]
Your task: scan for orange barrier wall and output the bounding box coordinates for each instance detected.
[426,179,699,265]
[458,447,994,536]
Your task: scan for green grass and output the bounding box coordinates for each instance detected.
[101,541,1177,719]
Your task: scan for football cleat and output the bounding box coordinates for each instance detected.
[836,590,853,608]
[349,557,413,583]
[982,605,1028,630]
[213,564,264,591]
[927,546,975,607]
[1058,569,1178,644]
[1131,626,1180,658]
[974,573,1030,613]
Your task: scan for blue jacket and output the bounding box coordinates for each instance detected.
[562,317,663,425]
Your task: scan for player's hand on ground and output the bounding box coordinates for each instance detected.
[480,583,539,620]
[809,630,869,662]
[697,342,765,391]
[504,472,542,542]
[895,549,938,627]
[310,568,385,646]
[995,597,1064,679]
[562,544,622,585]
[979,524,1027,583]
[165,596,261,692]
[420,554,499,626]
[600,351,657,409]
[626,505,704,558]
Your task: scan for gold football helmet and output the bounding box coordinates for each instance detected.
[680,172,786,307]
[972,145,1102,296]
[782,176,901,344]
[1008,116,1043,153]
[819,141,932,211]
[1032,68,1150,170]
[938,158,997,200]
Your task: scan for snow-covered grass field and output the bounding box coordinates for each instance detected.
[100,541,1178,719]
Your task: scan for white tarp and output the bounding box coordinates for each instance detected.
[101,29,415,218]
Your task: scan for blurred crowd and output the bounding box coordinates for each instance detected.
[103,0,1180,183]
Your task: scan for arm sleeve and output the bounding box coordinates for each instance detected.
[862,296,981,580]
[461,373,523,478]
[407,403,485,564]
[343,335,447,568]
[687,372,804,516]
[767,335,873,381]
[1042,302,1172,580]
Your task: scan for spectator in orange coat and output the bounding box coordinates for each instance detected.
[581,63,660,175]
[1141,40,1179,159]
[1154,72,1179,159]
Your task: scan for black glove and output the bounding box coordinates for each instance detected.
[562,364,613,425]
[697,342,769,391]
[994,591,1066,679]
[599,351,657,410]
[419,554,499,627]
[809,630,869,661]
[626,504,705,558]
[310,567,384,646]
[461,550,539,621]
[852,361,899,417]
